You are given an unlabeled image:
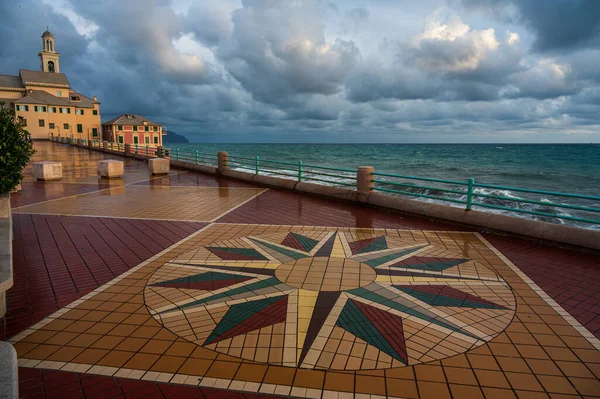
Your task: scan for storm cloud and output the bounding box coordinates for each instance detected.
[0,0,599,142]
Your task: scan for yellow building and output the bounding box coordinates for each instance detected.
[0,30,101,140]
[102,114,165,147]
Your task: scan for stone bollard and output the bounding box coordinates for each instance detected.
[103,141,108,151]
[356,166,375,194]
[32,161,63,181]
[148,158,170,175]
[124,143,132,156]
[156,146,165,158]
[218,151,229,173]
[97,160,124,178]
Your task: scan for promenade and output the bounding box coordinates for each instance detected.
[3,141,599,398]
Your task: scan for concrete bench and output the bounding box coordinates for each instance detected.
[97,159,124,178]
[32,161,62,181]
[148,158,170,175]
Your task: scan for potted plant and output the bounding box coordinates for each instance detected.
[0,102,35,193]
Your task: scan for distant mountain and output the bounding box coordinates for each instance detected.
[163,129,190,144]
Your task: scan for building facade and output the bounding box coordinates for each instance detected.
[102,114,165,147]
[0,30,101,140]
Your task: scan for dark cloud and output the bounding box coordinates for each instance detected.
[461,0,600,52]
[0,0,599,142]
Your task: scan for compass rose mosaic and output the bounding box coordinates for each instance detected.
[145,231,516,371]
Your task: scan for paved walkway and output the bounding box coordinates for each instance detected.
[3,141,599,398]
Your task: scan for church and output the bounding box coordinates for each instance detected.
[0,30,101,140]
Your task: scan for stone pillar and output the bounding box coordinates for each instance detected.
[156,146,165,158]
[103,141,108,151]
[124,143,132,156]
[218,151,229,172]
[356,166,375,194]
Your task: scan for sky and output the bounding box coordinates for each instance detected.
[1,0,599,143]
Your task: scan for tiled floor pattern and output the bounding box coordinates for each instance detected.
[216,189,473,231]
[10,224,600,398]
[133,172,259,188]
[20,367,285,399]
[1,213,206,340]
[12,185,267,222]
[485,234,600,339]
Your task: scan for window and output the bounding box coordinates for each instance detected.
[92,128,98,137]
[144,126,149,131]
[56,91,62,96]
[39,119,45,127]
[118,136,124,144]
[153,126,158,131]
[49,123,55,129]
[154,136,158,144]
[93,110,98,115]
[77,124,83,133]
[70,96,80,101]
[60,107,70,114]
[63,123,69,129]
[48,107,56,113]
[133,126,138,131]
[21,118,27,126]
[133,136,139,144]
[118,125,123,131]
[145,136,150,144]
[34,106,47,112]
[16,105,29,111]
[76,109,84,115]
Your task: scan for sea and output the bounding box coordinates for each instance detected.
[173,143,600,229]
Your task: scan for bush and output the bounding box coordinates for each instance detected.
[0,102,35,193]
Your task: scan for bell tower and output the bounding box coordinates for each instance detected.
[39,29,60,73]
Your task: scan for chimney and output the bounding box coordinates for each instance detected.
[93,96,97,101]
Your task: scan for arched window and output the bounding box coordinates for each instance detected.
[48,61,55,73]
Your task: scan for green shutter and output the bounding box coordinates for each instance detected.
[77,124,83,133]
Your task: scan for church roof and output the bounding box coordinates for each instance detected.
[19,70,70,88]
[102,114,162,126]
[42,30,54,39]
[68,91,99,108]
[14,90,72,106]
[0,74,25,90]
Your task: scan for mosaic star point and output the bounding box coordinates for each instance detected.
[145,230,516,370]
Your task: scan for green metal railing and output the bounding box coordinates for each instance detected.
[65,139,599,226]
[226,155,358,187]
[371,172,600,225]
[171,148,217,166]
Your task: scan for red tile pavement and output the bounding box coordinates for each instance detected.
[484,234,600,339]
[10,182,111,208]
[1,214,206,340]
[217,189,471,230]
[133,172,258,188]
[19,368,286,399]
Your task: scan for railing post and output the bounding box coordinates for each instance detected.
[217,151,229,173]
[135,143,139,155]
[117,142,120,152]
[195,150,199,165]
[298,161,303,182]
[176,148,180,161]
[466,178,474,211]
[357,166,375,194]
[146,145,149,156]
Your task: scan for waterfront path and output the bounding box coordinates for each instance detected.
[3,141,599,398]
